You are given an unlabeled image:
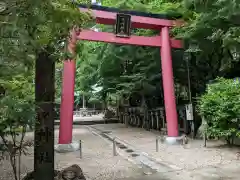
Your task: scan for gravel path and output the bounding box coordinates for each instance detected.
[55,127,144,180]
[89,124,240,179]
[2,124,240,180]
[0,126,143,180]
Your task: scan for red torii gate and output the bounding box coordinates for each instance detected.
[58,5,183,145]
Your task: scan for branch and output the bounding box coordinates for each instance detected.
[0,134,11,157]
[227,49,234,61]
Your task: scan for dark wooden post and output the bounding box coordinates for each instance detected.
[34,49,55,180]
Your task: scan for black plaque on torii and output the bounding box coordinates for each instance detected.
[115,13,131,38]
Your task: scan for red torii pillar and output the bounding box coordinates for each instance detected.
[160,27,179,138]
[58,8,182,146]
[58,28,79,145]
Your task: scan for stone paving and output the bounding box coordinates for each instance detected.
[89,123,240,180]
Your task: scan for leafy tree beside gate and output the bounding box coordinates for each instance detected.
[197,78,240,144]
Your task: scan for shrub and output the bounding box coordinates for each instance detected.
[0,75,35,180]
[197,77,240,143]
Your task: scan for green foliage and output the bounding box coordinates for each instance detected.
[1,0,92,69]
[197,78,240,140]
[1,0,92,100]
[0,73,35,180]
[88,95,101,104]
[0,72,35,137]
[0,73,35,144]
[173,0,240,94]
[0,0,92,178]
[102,0,183,16]
[0,95,35,138]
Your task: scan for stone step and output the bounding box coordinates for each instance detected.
[87,126,175,174]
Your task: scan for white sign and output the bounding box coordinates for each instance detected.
[185,103,193,120]
[91,0,101,5]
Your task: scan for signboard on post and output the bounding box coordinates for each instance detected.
[185,103,193,121]
[115,13,131,38]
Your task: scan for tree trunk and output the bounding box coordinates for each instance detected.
[82,94,86,109]
[34,50,55,180]
[191,87,203,138]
